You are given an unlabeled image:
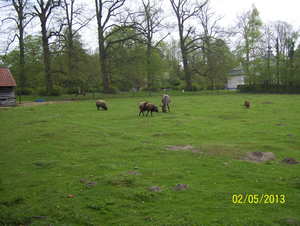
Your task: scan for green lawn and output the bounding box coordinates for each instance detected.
[0,94,299,225]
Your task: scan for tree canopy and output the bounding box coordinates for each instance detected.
[0,0,299,93]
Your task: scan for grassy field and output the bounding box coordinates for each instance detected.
[15,89,237,103]
[0,93,299,225]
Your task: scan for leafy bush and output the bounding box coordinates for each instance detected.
[237,84,254,92]
[238,83,300,93]
[37,85,63,96]
[160,86,175,90]
[15,87,34,95]
[66,87,80,94]
[179,84,199,91]
[103,86,118,94]
[169,78,181,87]
[142,86,160,92]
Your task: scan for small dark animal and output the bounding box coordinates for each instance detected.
[244,101,250,109]
[138,102,158,116]
[138,102,148,116]
[96,100,108,110]
[161,94,171,113]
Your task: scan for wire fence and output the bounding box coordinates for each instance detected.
[16,89,238,103]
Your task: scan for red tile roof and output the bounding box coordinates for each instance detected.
[0,67,17,86]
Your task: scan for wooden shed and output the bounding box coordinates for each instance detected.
[0,67,17,106]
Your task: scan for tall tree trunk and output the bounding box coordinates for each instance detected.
[146,43,152,89]
[18,12,26,89]
[180,40,192,89]
[41,19,52,91]
[98,28,110,92]
[95,0,110,93]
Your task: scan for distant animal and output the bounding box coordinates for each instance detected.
[244,101,250,109]
[161,94,171,113]
[138,102,148,116]
[138,102,158,116]
[96,100,108,110]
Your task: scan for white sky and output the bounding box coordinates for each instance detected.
[84,0,300,51]
[210,0,300,28]
[1,0,299,53]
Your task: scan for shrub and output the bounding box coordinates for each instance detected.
[160,86,175,90]
[66,87,80,94]
[15,87,34,95]
[179,84,199,91]
[237,84,254,92]
[37,85,63,96]
[142,86,160,92]
[169,78,181,87]
[103,86,118,94]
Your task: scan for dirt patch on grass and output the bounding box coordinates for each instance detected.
[165,145,202,153]
[18,101,71,107]
[281,157,299,164]
[276,123,287,126]
[86,182,98,186]
[172,184,190,191]
[243,151,275,163]
[124,171,142,176]
[147,186,163,192]
[261,102,272,104]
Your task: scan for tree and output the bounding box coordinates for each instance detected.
[33,0,61,93]
[136,0,168,91]
[0,0,35,89]
[95,0,136,93]
[0,35,45,89]
[170,0,209,90]
[192,2,234,90]
[272,21,299,91]
[106,27,147,91]
[235,4,262,85]
[57,0,94,91]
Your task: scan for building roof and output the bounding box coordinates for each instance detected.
[0,67,17,87]
[230,65,246,76]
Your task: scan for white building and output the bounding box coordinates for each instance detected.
[226,64,247,90]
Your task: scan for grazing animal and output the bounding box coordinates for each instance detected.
[96,100,108,110]
[161,94,171,113]
[138,102,158,116]
[138,102,149,116]
[244,101,250,109]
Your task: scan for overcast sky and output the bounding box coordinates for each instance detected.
[1,0,299,54]
[84,0,300,51]
[210,0,300,27]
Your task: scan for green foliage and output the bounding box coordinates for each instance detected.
[37,85,63,96]
[238,84,300,93]
[105,86,119,94]
[168,77,181,87]
[15,87,34,95]
[180,83,199,91]
[66,87,80,94]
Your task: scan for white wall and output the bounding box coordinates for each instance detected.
[227,75,246,90]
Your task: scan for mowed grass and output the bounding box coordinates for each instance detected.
[0,94,299,225]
